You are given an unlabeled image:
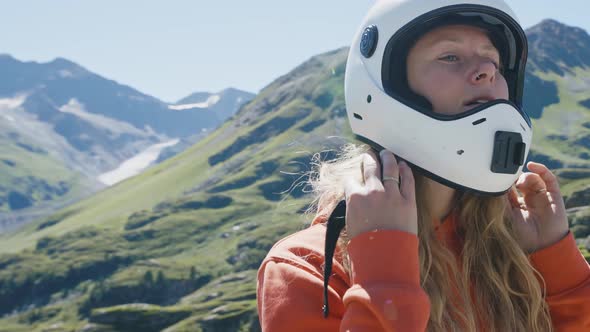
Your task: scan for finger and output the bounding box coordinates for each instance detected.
[507,186,520,208]
[508,186,527,210]
[516,172,546,194]
[515,172,550,209]
[362,151,382,188]
[344,175,363,200]
[399,161,415,202]
[379,150,400,191]
[527,162,566,208]
[526,161,560,193]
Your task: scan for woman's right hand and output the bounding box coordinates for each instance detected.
[344,149,418,238]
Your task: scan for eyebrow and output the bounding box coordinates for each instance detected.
[429,38,498,53]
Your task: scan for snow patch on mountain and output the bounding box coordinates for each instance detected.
[168,94,221,111]
[0,98,104,176]
[59,70,74,78]
[0,95,27,109]
[98,139,180,185]
[58,98,147,136]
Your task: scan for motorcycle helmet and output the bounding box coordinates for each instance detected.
[344,0,530,195]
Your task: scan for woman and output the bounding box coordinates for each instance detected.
[257,0,590,331]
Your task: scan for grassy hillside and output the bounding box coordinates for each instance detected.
[0,128,96,223]
[529,67,590,168]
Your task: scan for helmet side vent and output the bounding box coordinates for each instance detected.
[472,118,487,125]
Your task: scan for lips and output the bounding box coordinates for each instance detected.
[463,95,495,111]
[464,96,495,106]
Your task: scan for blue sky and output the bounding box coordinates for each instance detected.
[1,1,588,103]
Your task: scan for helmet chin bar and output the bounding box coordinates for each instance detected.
[358,129,528,176]
[355,132,525,197]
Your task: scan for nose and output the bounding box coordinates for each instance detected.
[470,59,497,85]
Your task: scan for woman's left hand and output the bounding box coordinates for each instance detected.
[507,161,569,254]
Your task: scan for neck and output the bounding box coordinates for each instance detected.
[423,177,457,222]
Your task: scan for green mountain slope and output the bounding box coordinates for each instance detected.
[0,127,98,228]
[0,20,589,332]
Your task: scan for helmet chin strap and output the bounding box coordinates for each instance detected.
[322,200,346,318]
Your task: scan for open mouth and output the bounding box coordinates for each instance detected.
[466,99,489,106]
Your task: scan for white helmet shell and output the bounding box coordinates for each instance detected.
[345,0,530,195]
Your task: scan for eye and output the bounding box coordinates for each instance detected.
[482,52,502,71]
[438,54,460,62]
[489,59,504,73]
[486,57,498,68]
[495,61,504,72]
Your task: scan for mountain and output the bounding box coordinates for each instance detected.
[526,19,590,75]
[157,88,257,163]
[0,55,253,138]
[0,19,588,332]
[521,20,590,251]
[174,88,255,121]
[521,20,590,198]
[0,55,253,230]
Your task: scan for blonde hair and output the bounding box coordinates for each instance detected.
[306,143,553,331]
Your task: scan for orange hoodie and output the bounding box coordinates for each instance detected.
[257,212,590,331]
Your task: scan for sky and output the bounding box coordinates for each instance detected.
[1,1,588,103]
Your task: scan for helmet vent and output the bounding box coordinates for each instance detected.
[472,118,487,125]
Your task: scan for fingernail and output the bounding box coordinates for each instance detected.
[399,161,406,168]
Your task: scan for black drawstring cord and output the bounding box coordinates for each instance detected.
[322,199,347,318]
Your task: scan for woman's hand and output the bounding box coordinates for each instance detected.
[507,161,569,253]
[344,149,417,238]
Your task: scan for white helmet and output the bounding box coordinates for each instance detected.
[344,0,530,195]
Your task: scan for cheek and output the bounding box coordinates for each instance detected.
[419,71,464,110]
[412,68,460,97]
[496,76,510,99]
